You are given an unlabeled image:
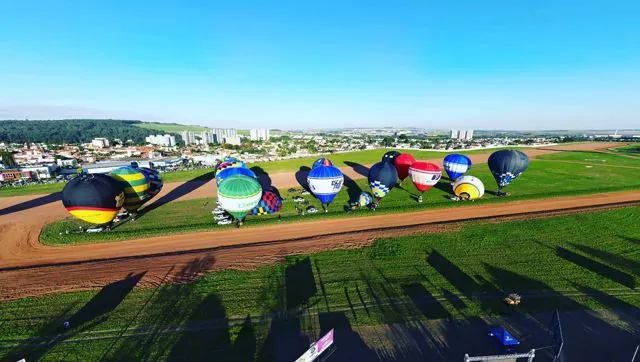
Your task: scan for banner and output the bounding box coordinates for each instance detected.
[295,329,334,362]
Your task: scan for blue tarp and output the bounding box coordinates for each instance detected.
[488,327,520,346]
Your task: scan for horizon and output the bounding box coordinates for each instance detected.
[1,1,639,129]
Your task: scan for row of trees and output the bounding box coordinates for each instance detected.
[0,119,182,145]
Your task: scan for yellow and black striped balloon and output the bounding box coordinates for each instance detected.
[62,174,125,224]
[110,166,150,212]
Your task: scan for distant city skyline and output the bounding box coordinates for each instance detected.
[1,1,639,129]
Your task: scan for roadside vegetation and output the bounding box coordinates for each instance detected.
[610,144,640,156]
[2,207,639,360]
[41,159,640,245]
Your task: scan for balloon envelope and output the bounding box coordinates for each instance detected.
[395,153,416,181]
[139,167,163,199]
[217,175,262,220]
[216,167,256,186]
[216,160,246,174]
[453,176,485,200]
[487,150,529,189]
[368,162,398,198]
[250,190,283,215]
[312,158,334,169]
[408,162,441,192]
[110,166,150,211]
[443,154,472,180]
[307,165,344,204]
[62,174,124,224]
[358,192,373,207]
[382,151,401,164]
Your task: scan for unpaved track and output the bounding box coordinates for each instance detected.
[0,142,634,299]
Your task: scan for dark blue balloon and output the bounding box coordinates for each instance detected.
[443,154,472,180]
[487,150,529,189]
[368,161,398,198]
[215,167,256,186]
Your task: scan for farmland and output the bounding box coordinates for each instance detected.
[41,159,640,245]
[2,206,638,361]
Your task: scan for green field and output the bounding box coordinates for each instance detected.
[2,207,639,361]
[538,151,640,167]
[40,159,640,245]
[135,122,206,133]
[610,144,640,156]
[0,183,65,197]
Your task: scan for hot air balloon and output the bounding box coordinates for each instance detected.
[217,175,262,223]
[250,190,283,215]
[215,167,256,186]
[138,167,163,198]
[487,150,529,194]
[312,158,334,169]
[307,165,344,210]
[62,174,124,225]
[395,153,416,181]
[216,160,246,174]
[443,154,472,181]
[368,162,398,201]
[358,192,373,208]
[453,176,485,200]
[382,151,401,163]
[408,162,441,202]
[110,166,150,212]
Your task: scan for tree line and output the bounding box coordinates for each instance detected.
[0,119,182,145]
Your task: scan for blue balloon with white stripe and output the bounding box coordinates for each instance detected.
[307,165,344,204]
[215,167,256,186]
[443,154,472,180]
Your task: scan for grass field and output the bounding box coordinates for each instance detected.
[135,122,206,133]
[538,151,640,167]
[41,159,640,245]
[2,207,639,361]
[610,144,640,156]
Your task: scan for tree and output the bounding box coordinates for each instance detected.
[0,151,17,167]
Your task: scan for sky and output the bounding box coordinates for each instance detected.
[1,0,639,130]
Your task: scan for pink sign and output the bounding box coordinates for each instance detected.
[316,329,334,355]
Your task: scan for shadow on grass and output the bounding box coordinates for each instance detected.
[568,243,639,276]
[141,170,215,214]
[285,257,317,311]
[0,192,61,216]
[295,166,311,192]
[342,174,363,204]
[401,283,451,320]
[344,161,369,177]
[556,247,636,288]
[5,272,144,361]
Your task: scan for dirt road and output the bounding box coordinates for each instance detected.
[0,142,635,299]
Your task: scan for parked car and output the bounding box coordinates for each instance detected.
[293,196,305,203]
[306,206,319,214]
[214,214,229,220]
[86,227,105,233]
[217,219,233,225]
[300,190,311,195]
[212,209,226,215]
[288,188,297,193]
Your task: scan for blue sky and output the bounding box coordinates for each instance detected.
[1,0,639,129]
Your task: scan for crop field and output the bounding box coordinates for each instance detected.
[2,207,639,361]
[538,151,640,167]
[41,159,640,245]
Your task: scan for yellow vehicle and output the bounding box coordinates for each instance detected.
[503,293,521,305]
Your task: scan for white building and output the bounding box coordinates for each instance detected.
[450,129,473,141]
[250,129,270,141]
[181,131,195,145]
[91,138,110,148]
[146,134,176,147]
